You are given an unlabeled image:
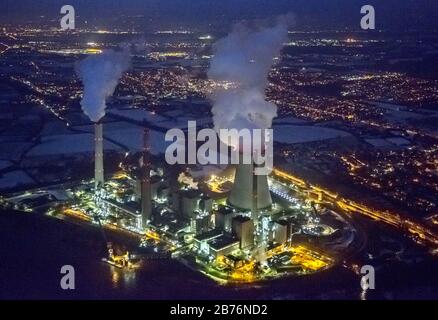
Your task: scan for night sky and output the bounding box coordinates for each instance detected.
[2,0,438,30]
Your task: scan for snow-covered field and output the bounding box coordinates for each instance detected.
[273,125,351,144]
[73,121,170,155]
[40,120,74,135]
[22,119,354,160]
[386,137,411,146]
[0,142,33,161]
[109,109,167,123]
[273,116,309,125]
[0,170,35,189]
[0,160,12,171]
[27,133,121,156]
[366,137,411,148]
[365,138,392,148]
[109,108,212,129]
[75,122,353,154]
[103,127,170,155]
[373,102,438,124]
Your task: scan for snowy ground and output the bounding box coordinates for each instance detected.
[365,138,393,148]
[26,133,121,157]
[73,121,170,155]
[109,108,212,129]
[373,102,438,124]
[0,170,35,189]
[0,142,33,161]
[40,120,74,135]
[72,121,354,155]
[104,127,170,155]
[0,160,13,171]
[273,125,351,144]
[273,116,309,125]
[365,137,411,148]
[109,108,168,123]
[385,137,411,146]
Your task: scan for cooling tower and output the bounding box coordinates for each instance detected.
[94,122,104,189]
[228,162,272,212]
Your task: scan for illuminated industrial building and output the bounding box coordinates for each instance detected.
[232,215,254,249]
[271,220,289,244]
[82,120,346,282]
[194,230,240,258]
[214,205,238,233]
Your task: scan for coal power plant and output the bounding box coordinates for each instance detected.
[48,22,342,283]
[4,1,436,300]
[89,118,278,261]
[84,23,292,265]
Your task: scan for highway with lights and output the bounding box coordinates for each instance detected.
[272,168,438,248]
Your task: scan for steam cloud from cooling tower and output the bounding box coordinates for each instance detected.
[208,20,289,140]
[209,19,290,213]
[76,49,131,122]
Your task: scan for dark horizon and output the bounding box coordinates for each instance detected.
[1,0,438,303]
[2,0,438,31]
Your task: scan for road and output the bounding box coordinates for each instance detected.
[0,43,10,54]
[272,168,438,248]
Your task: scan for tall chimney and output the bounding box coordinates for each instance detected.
[94,122,104,189]
[141,126,152,227]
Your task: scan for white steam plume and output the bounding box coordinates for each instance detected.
[208,21,289,133]
[76,49,131,122]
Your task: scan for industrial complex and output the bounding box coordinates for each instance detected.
[4,116,360,283]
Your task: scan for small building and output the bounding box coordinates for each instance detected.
[215,205,237,232]
[150,175,165,199]
[102,198,142,229]
[272,220,289,244]
[172,192,181,212]
[199,195,213,213]
[224,254,247,269]
[209,234,240,258]
[181,197,198,218]
[194,229,239,258]
[192,213,213,235]
[232,215,254,249]
[194,229,223,255]
[173,189,202,218]
[156,186,170,200]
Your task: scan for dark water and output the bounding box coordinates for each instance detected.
[1,210,437,300]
